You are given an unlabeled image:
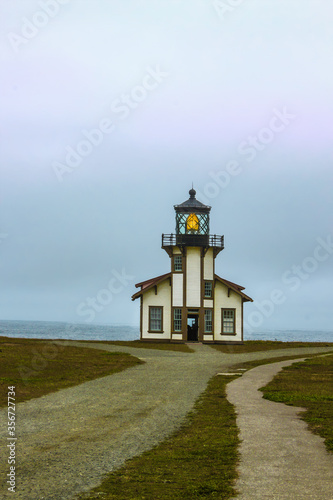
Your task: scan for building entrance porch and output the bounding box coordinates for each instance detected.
[187,311,199,341]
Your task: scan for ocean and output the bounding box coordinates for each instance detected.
[0,319,332,343]
[0,320,139,341]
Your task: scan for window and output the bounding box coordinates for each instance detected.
[204,281,213,298]
[174,255,182,272]
[204,309,213,333]
[149,306,163,332]
[173,308,182,331]
[222,309,235,334]
[176,212,209,235]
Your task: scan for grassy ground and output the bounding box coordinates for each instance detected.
[77,352,333,500]
[228,353,329,372]
[91,340,194,352]
[0,336,144,408]
[77,374,240,500]
[2,338,332,498]
[79,339,333,354]
[210,340,333,354]
[260,354,333,453]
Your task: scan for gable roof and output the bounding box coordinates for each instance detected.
[219,277,245,291]
[214,274,253,302]
[131,273,171,301]
[132,272,252,302]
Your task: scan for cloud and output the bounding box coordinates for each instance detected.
[1,0,332,331]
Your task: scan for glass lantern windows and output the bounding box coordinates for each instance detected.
[176,212,209,235]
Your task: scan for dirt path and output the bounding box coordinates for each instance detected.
[227,359,333,499]
[1,343,332,499]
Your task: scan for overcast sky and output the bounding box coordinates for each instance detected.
[1,0,333,333]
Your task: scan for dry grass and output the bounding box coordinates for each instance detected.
[94,340,194,352]
[77,374,240,500]
[2,337,332,498]
[0,336,143,407]
[210,340,333,354]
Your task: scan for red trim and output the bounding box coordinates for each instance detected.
[132,271,252,303]
[132,273,171,301]
[214,274,253,302]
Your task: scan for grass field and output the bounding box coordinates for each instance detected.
[261,354,333,453]
[76,350,333,500]
[93,340,194,352]
[0,336,144,407]
[2,337,332,498]
[210,340,333,354]
[81,339,333,354]
[77,374,240,500]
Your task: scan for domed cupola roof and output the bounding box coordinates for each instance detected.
[174,187,211,213]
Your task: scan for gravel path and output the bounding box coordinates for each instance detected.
[227,359,333,499]
[1,342,332,499]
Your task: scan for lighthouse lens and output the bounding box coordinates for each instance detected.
[186,213,199,233]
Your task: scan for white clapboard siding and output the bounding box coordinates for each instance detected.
[172,273,183,307]
[203,248,214,280]
[186,248,201,307]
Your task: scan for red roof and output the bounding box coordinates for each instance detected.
[132,272,252,302]
[217,277,245,291]
[132,273,171,300]
[214,274,253,302]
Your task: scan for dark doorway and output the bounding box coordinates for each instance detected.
[187,314,199,341]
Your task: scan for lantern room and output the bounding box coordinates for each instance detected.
[162,188,224,254]
[175,187,210,233]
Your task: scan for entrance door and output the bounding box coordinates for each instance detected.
[187,314,199,341]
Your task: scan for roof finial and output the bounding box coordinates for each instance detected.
[189,184,196,199]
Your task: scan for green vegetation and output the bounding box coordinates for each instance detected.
[2,337,333,498]
[77,375,240,500]
[210,340,333,354]
[229,353,330,372]
[0,337,143,407]
[83,339,333,355]
[261,354,333,453]
[97,340,194,352]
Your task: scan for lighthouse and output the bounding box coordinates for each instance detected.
[132,188,252,343]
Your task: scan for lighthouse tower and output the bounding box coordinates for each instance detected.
[132,188,252,343]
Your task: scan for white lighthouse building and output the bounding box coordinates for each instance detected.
[132,188,252,344]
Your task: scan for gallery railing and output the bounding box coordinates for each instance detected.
[162,233,224,249]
